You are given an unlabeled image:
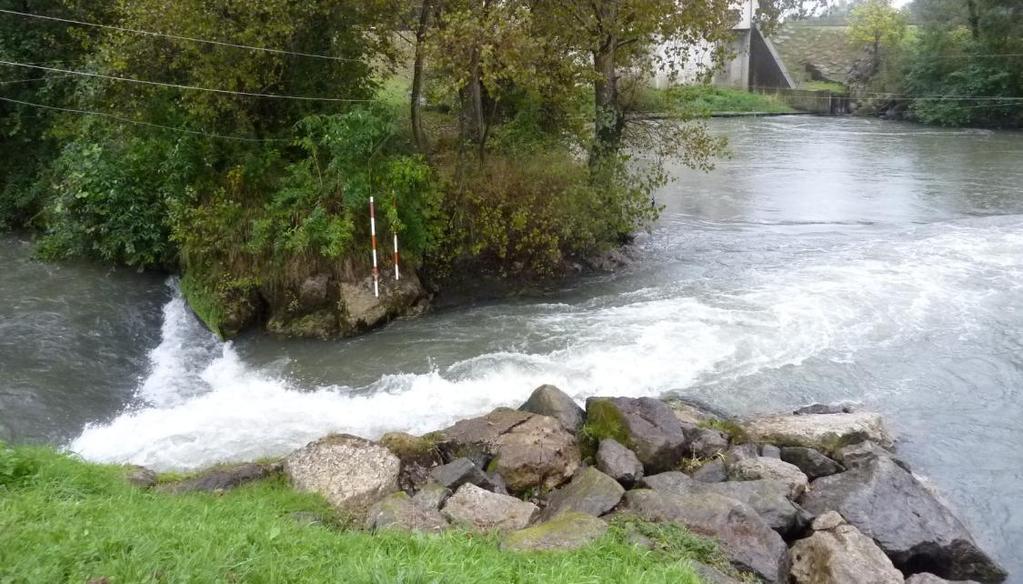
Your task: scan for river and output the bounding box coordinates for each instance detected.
[1,116,1021,578]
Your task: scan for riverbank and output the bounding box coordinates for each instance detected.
[2,386,1007,583]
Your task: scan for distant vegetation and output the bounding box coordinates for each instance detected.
[635,86,795,115]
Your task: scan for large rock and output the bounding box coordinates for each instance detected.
[379,431,444,492]
[285,434,400,517]
[744,412,894,454]
[502,512,608,552]
[542,467,624,519]
[729,456,809,499]
[621,489,789,583]
[430,458,492,491]
[835,440,910,472]
[596,439,644,487]
[441,483,538,532]
[519,385,585,433]
[412,482,451,510]
[365,491,448,533]
[781,446,844,479]
[689,427,730,459]
[790,511,904,584]
[158,462,278,494]
[692,459,728,483]
[906,574,982,584]
[690,562,744,584]
[439,409,580,494]
[801,456,1007,582]
[585,397,689,473]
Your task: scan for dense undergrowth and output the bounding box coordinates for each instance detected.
[0,445,720,584]
[633,86,795,115]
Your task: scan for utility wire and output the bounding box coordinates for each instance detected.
[0,60,377,103]
[0,8,363,63]
[0,95,291,143]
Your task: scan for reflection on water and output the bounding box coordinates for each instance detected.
[2,117,1022,579]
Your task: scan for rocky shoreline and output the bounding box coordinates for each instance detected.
[133,386,1008,584]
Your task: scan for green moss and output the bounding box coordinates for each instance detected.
[699,419,750,445]
[180,272,261,340]
[379,431,443,464]
[580,399,634,460]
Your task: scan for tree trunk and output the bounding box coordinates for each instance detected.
[592,41,624,163]
[410,0,434,154]
[967,0,981,40]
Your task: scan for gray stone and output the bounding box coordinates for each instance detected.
[441,483,539,532]
[690,562,744,584]
[639,471,697,495]
[744,412,894,455]
[790,511,904,584]
[621,489,789,583]
[439,408,533,467]
[664,397,727,425]
[543,467,624,519]
[298,273,330,308]
[365,491,448,533]
[723,442,759,465]
[519,385,585,433]
[124,465,157,489]
[692,459,728,483]
[760,444,782,459]
[794,403,854,416]
[596,439,644,487]
[801,456,1007,582]
[689,428,730,459]
[729,456,809,499]
[159,462,277,494]
[585,397,689,473]
[285,434,400,517]
[411,482,451,511]
[781,446,844,479]
[906,574,982,584]
[835,440,910,472]
[430,458,488,491]
[502,512,608,551]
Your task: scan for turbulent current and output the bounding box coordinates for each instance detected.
[1,117,1021,577]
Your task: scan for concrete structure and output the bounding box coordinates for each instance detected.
[653,0,795,91]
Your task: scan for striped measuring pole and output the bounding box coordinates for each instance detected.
[392,198,401,281]
[369,196,380,298]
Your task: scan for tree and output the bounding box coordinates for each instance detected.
[849,0,907,74]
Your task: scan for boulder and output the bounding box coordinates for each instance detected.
[729,457,809,499]
[502,512,608,552]
[411,482,451,510]
[723,443,759,465]
[689,428,730,459]
[781,446,844,479]
[439,409,580,494]
[596,439,644,487]
[621,489,789,583]
[430,458,493,491]
[663,397,727,425]
[158,462,278,494]
[906,574,982,584]
[790,511,904,584]
[835,440,910,472]
[690,562,744,584]
[639,471,697,494]
[801,456,1007,583]
[519,385,585,433]
[124,466,157,489]
[692,459,728,483]
[337,271,428,337]
[744,412,893,454]
[584,397,688,473]
[365,492,448,533]
[379,431,444,493]
[285,434,400,517]
[441,483,539,532]
[794,404,854,416]
[542,467,624,519]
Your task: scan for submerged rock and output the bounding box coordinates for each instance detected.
[365,491,448,533]
[595,439,644,487]
[285,434,400,517]
[789,511,904,584]
[441,483,538,532]
[744,412,893,454]
[502,512,608,552]
[519,385,585,433]
[584,397,689,473]
[801,456,1007,582]
[542,467,624,519]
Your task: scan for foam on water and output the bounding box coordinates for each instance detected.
[69,220,1023,471]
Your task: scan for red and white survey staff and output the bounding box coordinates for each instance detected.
[369,196,380,298]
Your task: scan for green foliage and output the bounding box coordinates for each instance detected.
[849,0,908,52]
[0,443,38,489]
[0,447,713,583]
[661,86,795,115]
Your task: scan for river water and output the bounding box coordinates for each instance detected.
[2,116,1021,577]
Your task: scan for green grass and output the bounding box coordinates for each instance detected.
[0,446,720,584]
[634,85,794,115]
[799,81,847,93]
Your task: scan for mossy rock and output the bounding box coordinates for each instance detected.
[380,432,444,466]
[580,398,633,458]
[502,512,608,552]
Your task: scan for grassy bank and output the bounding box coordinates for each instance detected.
[634,85,794,116]
[0,446,721,583]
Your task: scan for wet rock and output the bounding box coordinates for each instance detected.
[781,446,844,479]
[620,489,789,583]
[790,511,904,584]
[365,491,448,533]
[690,562,744,584]
[760,444,781,459]
[380,431,444,493]
[689,428,730,459]
[158,462,277,494]
[543,467,624,519]
[519,385,585,433]
[906,574,982,584]
[337,271,428,337]
[502,512,608,552]
[729,457,809,499]
[744,412,893,455]
[441,483,538,532]
[124,465,157,489]
[794,403,854,416]
[584,397,689,473]
[298,273,330,308]
[596,439,644,487]
[285,434,400,517]
[801,456,1007,582]
[692,459,728,483]
[411,482,451,511]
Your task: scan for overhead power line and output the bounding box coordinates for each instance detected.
[0,8,362,63]
[0,95,291,143]
[0,60,377,103]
